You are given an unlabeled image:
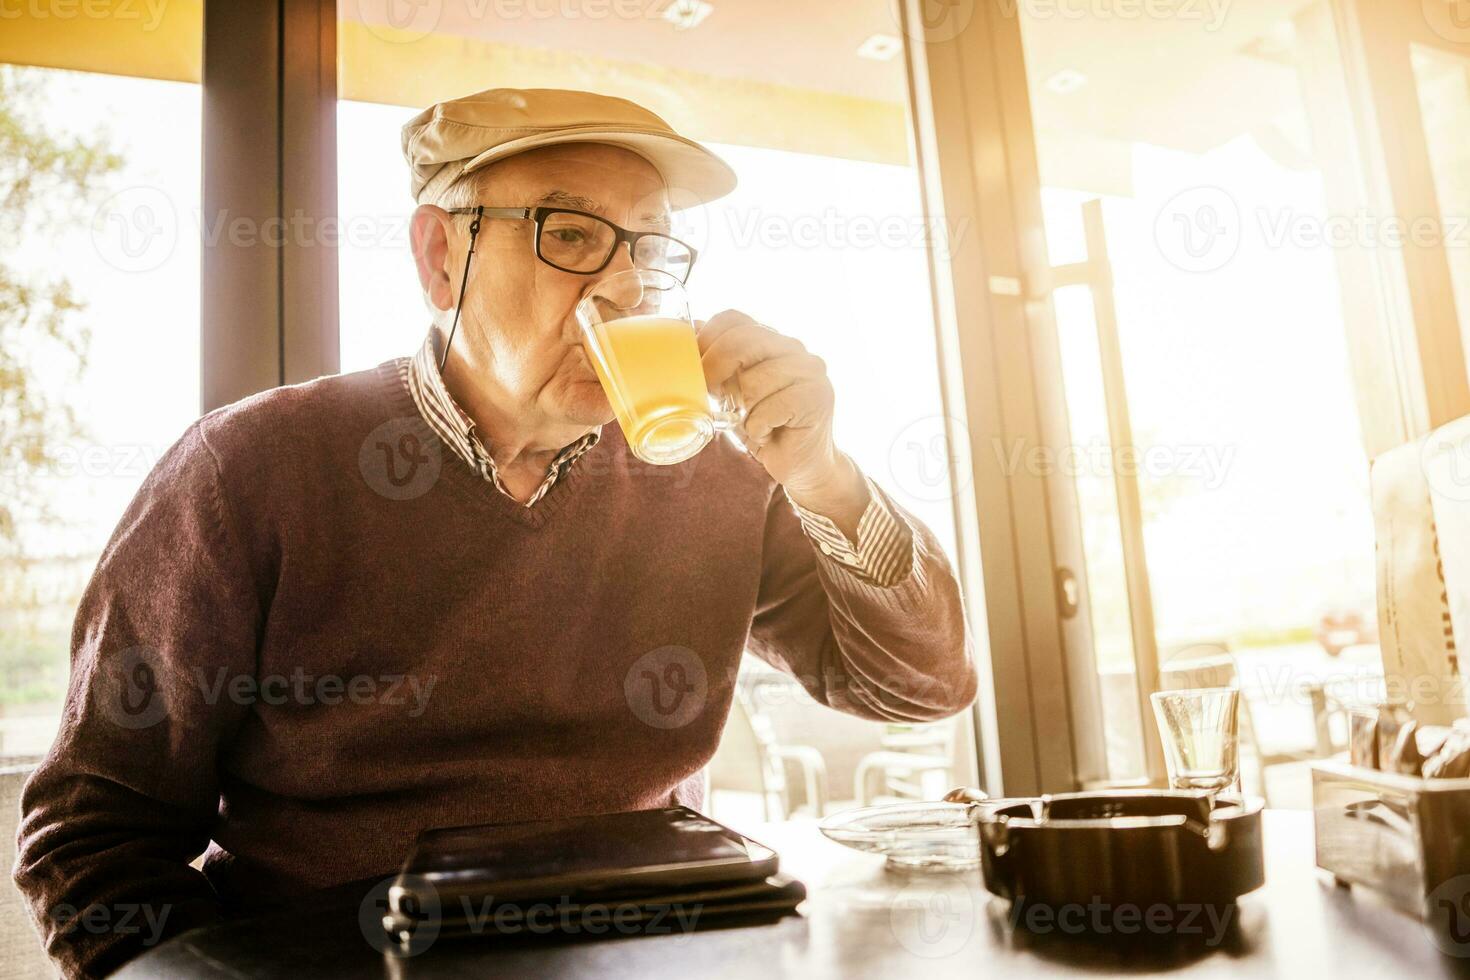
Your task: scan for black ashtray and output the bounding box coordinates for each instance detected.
[975,790,1265,909]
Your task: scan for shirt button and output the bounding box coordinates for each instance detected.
[819,543,834,556]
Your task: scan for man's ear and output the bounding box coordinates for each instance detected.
[410,204,455,312]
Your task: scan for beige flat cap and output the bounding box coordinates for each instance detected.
[401,87,737,207]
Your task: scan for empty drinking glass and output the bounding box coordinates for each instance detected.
[1150,687,1240,792]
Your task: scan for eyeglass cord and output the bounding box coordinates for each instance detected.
[439,205,484,374]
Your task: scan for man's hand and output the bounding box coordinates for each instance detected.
[696,310,869,539]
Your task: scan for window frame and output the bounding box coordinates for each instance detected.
[203,0,339,411]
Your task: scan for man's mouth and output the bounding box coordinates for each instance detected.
[567,343,600,380]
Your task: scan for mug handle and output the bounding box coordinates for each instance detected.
[709,383,749,452]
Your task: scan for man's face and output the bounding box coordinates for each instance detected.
[413,143,673,430]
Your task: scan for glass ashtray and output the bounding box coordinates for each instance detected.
[819,801,982,871]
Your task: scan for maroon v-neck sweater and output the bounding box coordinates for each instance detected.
[15,361,976,978]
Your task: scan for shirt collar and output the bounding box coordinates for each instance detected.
[406,334,601,500]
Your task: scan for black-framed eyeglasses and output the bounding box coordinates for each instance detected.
[446,206,697,284]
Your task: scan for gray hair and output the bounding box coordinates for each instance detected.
[429,166,495,214]
[417,168,496,330]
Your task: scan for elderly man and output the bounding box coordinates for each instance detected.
[15,88,976,977]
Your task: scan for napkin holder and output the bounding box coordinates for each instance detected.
[1312,760,1470,922]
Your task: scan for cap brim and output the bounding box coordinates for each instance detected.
[454,126,737,209]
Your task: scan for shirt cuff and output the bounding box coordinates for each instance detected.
[786,475,915,588]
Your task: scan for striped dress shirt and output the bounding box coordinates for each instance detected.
[406,337,914,587]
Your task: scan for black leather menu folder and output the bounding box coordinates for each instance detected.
[381,806,804,951]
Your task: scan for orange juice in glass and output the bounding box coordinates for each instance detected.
[576,269,742,465]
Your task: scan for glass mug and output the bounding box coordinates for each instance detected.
[575,268,745,465]
[1150,687,1240,792]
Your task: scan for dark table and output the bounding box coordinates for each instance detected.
[117,810,1470,978]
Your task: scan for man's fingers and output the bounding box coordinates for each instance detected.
[695,308,759,354]
[701,322,804,390]
[743,382,832,447]
[733,353,827,408]
[691,314,834,449]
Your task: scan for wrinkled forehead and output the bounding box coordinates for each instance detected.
[488,144,673,228]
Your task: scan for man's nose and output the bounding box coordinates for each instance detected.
[585,258,643,312]
[589,249,645,311]
[604,239,638,277]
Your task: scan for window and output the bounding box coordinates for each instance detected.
[1021,1,1378,802]
[1,14,202,761]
